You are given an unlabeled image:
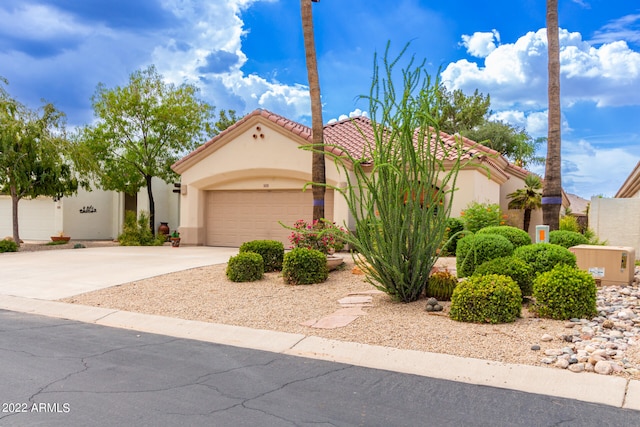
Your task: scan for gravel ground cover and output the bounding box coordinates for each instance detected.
[46,244,639,380]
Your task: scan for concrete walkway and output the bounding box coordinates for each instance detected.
[0,246,638,411]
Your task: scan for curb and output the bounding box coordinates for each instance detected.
[0,294,637,411]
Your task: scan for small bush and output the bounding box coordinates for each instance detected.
[118,211,165,246]
[460,202,506,233]
[73,243,86,249]
[513,243,577,275]
[476,226,532,249]
[559,215,581,233]
[549,230,589,248]
[450,274,522,324]
[282,248,328,285]
[532,264,597,320]
[456,234,514,277]
[473,256,535,297]
[239,240,284,272]
[226,252,264,282]
[0,240,18,253]
[425,270,458,301]
[440,217,465,256]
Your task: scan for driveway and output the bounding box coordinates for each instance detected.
[0,246,238,300]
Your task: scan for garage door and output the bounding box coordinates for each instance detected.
[206,190,334,247]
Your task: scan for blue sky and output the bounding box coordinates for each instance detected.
[1,1,639,199]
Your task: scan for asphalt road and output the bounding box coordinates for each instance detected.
[0,310,638,427]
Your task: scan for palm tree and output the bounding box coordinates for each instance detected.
[507,174,543,233]
[301,0,326,221]
[542,0,562,230]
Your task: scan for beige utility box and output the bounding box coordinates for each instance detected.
[568,245,636,286]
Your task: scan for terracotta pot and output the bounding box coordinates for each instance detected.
[170,237,181,248]
[51,236,71,242]
[158,222,170,237]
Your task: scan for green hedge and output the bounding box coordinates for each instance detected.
[476,226,532,249]
[532,264,597,320]
[456,234,514,277]
[239,240,284,272]
[226,252,264,282]
[513,243,577,275]
[450,274,522,324]
[0,240,18,253]
[548,230,589,248]
[282,248,328,285]
[473,256,535,297]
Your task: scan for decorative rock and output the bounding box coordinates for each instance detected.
[433,304,443,312]
[541,357,555,364]
[531,345,541,351]
[544,349,564,356]
[541,334,553,342]
[602,319,614,329]
[594,361,613,375]
[569,363,585,373]
[555,359,569,369]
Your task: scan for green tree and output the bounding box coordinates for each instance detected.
[432,85,490,134]
[507,174,543,233]
[0,79,82,245]
[323,44,478,302]
[543,0,562,230]
[301,0,326,221]
[80,66,214,234]
[462,121,545,167]
[214,109,240,133]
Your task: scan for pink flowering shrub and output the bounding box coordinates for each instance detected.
[288,219,347,254]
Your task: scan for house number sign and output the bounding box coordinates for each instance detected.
[79,205,97,214]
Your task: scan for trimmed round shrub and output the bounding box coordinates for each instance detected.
[450,274,522,324]
[282,248,328,285]
[226,252,264,282]
[239,240,284,272]
[425,270,458,301]
[513,243,577,275]
[456,234,514,278]
[473,256,535,297]
[440,217,465,256]
[532,264,597,320]
[548,230,588,248]
[476,226,532,249]
[0,239,18,253]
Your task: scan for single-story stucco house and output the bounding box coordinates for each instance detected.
[171,109,551,247]
[0,179,179,241]
[590,160,640,257]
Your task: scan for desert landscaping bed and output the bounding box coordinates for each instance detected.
[58,254,640,380]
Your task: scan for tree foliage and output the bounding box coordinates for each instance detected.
[431,85,542,167]
[0,78,81,244]
[80,66,214,233]
[322,44,478,302]
[462,121,545,167]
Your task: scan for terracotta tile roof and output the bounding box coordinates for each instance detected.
[173,108,517,178]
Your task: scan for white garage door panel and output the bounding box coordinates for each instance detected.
[206,190,334,247]
[0,196,56,240]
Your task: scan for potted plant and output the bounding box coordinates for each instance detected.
[51,232,71,243]
[170,230,181,247]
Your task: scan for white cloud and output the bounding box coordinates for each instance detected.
[490,109,570,139]
[460,30,500,58]
[0,4,95,40]
[442,28,640,109]
[151,1,311,120]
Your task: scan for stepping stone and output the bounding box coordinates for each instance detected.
[337,296,373,306]
[308,314,360,329]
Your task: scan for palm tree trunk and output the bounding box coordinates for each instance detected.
[301,0,326,221]
[542,0,562,230]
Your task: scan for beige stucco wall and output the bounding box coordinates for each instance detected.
[448,169,501,218]
[0,196,57,240]
[589,197,640,259]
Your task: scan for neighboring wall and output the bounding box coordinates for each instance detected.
[589,197,640,259]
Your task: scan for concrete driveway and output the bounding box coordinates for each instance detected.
[0,246,238,300]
